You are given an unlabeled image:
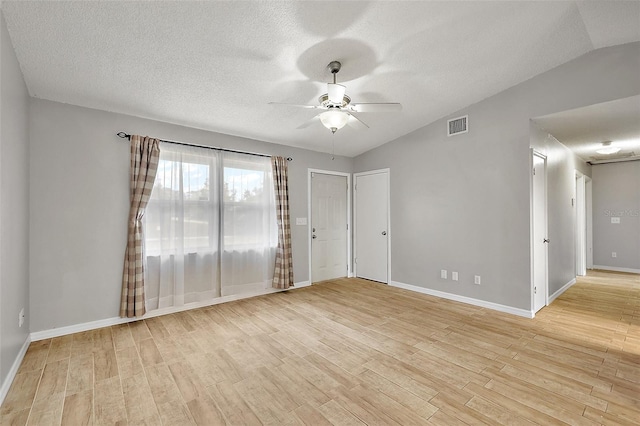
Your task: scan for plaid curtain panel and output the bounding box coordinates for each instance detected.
[271,156,294,289]
[120,135,160,317]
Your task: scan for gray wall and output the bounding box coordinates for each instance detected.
[592,161,640,271]
[0,12,30,385]
[29,99,353,332]
[354,42,639,311]
[530,123,591,296]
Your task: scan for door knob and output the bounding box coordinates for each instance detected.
[312,235,317,239]
[543,238,550,243]
[382,231,387,236]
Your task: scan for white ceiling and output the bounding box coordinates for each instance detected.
[2,1,640,157]
[534,95,640,163]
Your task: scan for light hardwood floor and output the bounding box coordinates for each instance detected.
[1,270,639,425]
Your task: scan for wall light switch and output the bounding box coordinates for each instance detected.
[612,252,617,258]
[452,272,459,281]
[474,275,481,285]
[296,217,307,226]
[611,217,620,224]
[440,270,447,279]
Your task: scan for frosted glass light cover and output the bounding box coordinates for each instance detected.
[319,110,349,132]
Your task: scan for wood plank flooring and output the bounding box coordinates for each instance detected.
[1,270,638,425]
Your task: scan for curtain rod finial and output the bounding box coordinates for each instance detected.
[287,157,293,161]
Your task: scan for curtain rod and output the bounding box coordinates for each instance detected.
[116,132,292,161]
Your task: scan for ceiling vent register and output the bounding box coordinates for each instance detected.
[447,115,468,136]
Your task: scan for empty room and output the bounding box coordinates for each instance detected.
[1,1,639,425]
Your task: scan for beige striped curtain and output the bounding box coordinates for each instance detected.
[120,135,160,317]
[271,156,294,289]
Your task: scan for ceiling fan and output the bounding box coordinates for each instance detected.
[269,61,402,134]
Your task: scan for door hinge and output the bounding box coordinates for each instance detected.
[534,286,537,294]
[354,257,357,264]
[354,184,357,190]
[346,223,349,230]
[533,167,536,175]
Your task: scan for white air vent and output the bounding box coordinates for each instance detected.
[447,115,468,136]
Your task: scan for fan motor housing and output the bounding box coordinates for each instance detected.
[319,93,351,109]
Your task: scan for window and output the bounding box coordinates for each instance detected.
[144,144,276,310]
[223,157,277,250]
[146,151,218,255]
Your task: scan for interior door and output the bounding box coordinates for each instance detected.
[532,153,548,313]
[355,171,389,283]
[311,173,348,282]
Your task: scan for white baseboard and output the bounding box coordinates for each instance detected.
[592,265,640,274]
[31,280,310,342]
[0,335,31,406]
[30,316,133,341]
[548,278,576,304]
[390,281,534,318]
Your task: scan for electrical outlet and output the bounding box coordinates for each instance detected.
[452,272,459,281]
[612,252,617,258]
[440,270,448,279]
[474,275,481,285]
[18,308,25,327]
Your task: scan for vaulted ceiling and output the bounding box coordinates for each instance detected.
[2,1,640,157]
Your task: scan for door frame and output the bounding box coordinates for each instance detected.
[575,171,593,274]
[575,171,586,276]
[353,168,391,284]
[586,178,593,269]
[530,150,548,314]
[307,169,352,283]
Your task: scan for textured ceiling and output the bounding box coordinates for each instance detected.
[534,95,640,163]
[2,1,640,157]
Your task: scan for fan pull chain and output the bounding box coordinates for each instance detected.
[331,134,335,161]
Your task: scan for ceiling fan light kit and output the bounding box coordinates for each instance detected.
[319,110,350,134]
[269,60,402,135]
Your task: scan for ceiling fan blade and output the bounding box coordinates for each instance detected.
[327,83,346,104]
[349,102,403,112]
[347,113,369,129]
[269,102,320,109]
[296,115,320,129]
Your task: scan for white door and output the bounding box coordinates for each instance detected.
[355,170,389,283]
[311,173,348,282]
[532,153,548,312]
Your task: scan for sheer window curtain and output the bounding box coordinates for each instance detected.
[143,145,277,312]
[145,144,220,310]
[221,152,277,295]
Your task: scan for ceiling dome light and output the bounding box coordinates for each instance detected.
[596,141,621,155]
[319,109,349,134]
